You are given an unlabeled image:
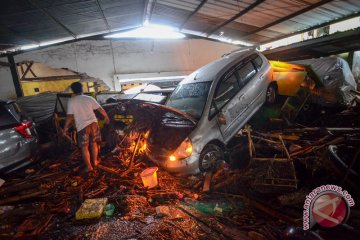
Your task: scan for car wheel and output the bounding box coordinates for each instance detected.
[266,84,277,105]
[199,144,224,172]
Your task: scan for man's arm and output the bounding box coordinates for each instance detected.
[96,107,110,124]
[63,114,74,133]
[89,97,110,124]
[64,98,74,134]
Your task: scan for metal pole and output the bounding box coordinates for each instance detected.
[7,55,23,97]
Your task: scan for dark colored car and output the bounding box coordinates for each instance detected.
[0,100,38,174]
[97,88,174,105]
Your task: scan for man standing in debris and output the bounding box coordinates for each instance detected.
[62,82,110,172]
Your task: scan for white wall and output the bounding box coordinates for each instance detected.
[14,39,237,91]
[0,57,17,99]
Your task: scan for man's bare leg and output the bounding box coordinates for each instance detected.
[81,145,93,171]
[90,142,99,167]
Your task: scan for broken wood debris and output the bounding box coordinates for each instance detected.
[0,99,359,239]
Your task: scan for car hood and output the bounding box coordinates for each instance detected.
[105,101,197,157]
[137,103,197,157]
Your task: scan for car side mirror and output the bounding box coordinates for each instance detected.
[217,112,227,125]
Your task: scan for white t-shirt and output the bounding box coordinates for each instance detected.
[67,95,101,132]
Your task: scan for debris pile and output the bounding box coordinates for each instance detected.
[0,98,359,239]
[0,142,294,240]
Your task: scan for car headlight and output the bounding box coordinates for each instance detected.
[169,138,193,161]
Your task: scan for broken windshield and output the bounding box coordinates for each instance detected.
[166,82,212,119]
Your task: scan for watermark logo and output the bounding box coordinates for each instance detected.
[312,192,347,228]
[303,185,355,230]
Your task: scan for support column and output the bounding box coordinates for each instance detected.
[348,51,354,70]
[7,55,23,97]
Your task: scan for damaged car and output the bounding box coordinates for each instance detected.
[143,49,276,174]
[292,56,357,107]
[0,100,38,174]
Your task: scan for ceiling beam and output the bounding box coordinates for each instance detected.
[264,28,360,60]
[179,0,208,30]
[143,0,157,24]
[0,25,145,57]
[143,0,149,23]
[95,0,111,32]
[243,0,334,37]
[0,24,39,46]
[207,0,266,36]
[27,0,77,39]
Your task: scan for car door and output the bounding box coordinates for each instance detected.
[210,68,246,143]
[211,56,265,143]
[236,58,261,117]
[239,55,268,116]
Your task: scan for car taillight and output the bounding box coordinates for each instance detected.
[15,122,33,138]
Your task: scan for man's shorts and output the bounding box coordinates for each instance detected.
[77,122,101,147]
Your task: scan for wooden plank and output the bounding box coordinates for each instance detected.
[342,148,360,184]
[202,172,212,192]
[20,62,33,80]
[28,64,37,77]
[98,164,122,177]
[252,158,291,162]
[243,196,299,225]
[282,127,360,132]
[278,135,291,159]
[245,125,255,158]
[0,190,48,205]
[212,174,242,191]
[178,204,250,240]
[22,74,80,81]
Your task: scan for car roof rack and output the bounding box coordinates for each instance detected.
[221,46,257,58]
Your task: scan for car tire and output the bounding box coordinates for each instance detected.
[265,84,277,105]
[199,144,224,172]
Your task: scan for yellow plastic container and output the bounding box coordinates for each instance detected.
[140,167,159,189]
[75,198,108,220]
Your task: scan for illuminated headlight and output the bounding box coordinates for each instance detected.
[169,138,192,161]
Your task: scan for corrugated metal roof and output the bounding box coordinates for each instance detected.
[151,0,194,26]
[198,0,255,20]
[0,0,359,52]
[264,28,360,61]
[235,0,308,27]
[246,0,360,43]
[0,0,145,50]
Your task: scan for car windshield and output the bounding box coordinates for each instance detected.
[166,82,211,119]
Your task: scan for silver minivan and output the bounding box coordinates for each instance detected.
[145,49,275,174]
